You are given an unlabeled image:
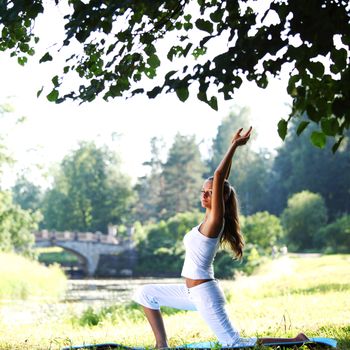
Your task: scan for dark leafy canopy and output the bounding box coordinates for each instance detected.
[271,118,350,219]
[1,1,350,148]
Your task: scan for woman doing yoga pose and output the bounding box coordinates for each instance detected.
[133,127,308,348]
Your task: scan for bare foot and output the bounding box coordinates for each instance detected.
[295,333,309,342]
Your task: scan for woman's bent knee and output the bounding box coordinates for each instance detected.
[132,284,160,310]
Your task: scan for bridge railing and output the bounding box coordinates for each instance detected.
[34,230,119,244]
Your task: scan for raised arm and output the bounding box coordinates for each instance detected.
[200,127,252,237]
[216,127,252,180]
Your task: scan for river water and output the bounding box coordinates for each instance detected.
[66,278,183,305]
[0,278,183,326]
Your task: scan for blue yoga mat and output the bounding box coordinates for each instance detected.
[176,337,337,348]
[61,337,337,350]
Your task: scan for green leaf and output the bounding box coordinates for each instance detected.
[144,43,156,56]
[330,63,340,74]
[147,86,162,99]
[147,54,161,68]
[208,96,218,111]
[130,88,144,97]
[277,119,288,140]
[175,22,182,30]
[332,136,344,153]
[210,9,224,23]
[197,91,207,103]
[145,67,156,79]
[52,75,60,87]
[182,43,192,57]
[331,48,347,70]
[307,61,324,78]
[321,118,339,136]
[133,72,142,82]
[310,131,326,148]
[256,74,268,88]
[296,121,310,136]
[296,86,305,98]
[109,85,122,97]
[195,19,213,34]
[19,43,30,53]
[165,70,177,80]
[341,34,350,45]
[332,98,346,118]
[176,86,189,102]
[183,22,193,31]
[17,56,27,66]
[192,47,207,59]
[167,47,178,62]
[37,86,44,98]
[46,89,59,102]
[39,52,53,63]
[306,104,321,122]
[101,20,112,34]
[28,3,44,18]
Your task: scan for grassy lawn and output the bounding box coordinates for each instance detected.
[1,254,349,350]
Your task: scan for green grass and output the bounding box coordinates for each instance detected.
[0,254,349,350]
[0,253,67,301]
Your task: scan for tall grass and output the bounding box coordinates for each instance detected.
[0,252,67,300]
[0,254,349,350]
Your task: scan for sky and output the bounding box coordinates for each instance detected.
[0,2,293,189]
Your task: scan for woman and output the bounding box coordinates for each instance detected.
[133,127,308,348]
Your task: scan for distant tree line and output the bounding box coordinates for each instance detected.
[5,107,350,273]
[0,107,41,257]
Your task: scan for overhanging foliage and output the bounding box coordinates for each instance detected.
[0,0,349,150]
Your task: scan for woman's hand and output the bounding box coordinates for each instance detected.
[231,127,252,146]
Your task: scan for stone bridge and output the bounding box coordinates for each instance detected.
[34,229,132,276]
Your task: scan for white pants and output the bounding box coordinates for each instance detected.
[132,280,240,346]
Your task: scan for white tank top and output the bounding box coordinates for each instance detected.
[181,223,224,279]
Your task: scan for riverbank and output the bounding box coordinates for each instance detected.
[1,254,349,349]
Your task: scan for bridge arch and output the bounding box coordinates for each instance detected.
[34,231,128,276]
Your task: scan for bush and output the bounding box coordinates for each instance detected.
[318,215,350,253]
[134,211,203,276]
[214,243,265,278]
[281,191,328,251]
[0,191,42,257]
[243,211,284,253]
[214,249,238,278]
[244,245,263,275]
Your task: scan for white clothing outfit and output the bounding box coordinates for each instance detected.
[181,223,223,279]
[133,223,243,346]
[133,280,240,346]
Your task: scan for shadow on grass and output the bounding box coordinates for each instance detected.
[291,283,350,295]
[72,301,187,327]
